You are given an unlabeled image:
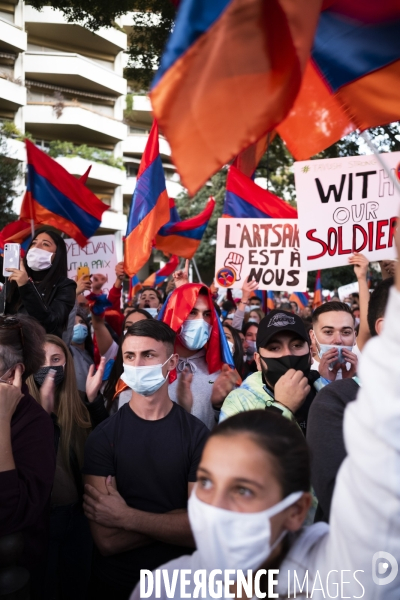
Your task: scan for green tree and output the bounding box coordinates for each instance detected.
[0,130,19,230]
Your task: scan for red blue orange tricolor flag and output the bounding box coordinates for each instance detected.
[128,275,142,302]
[124,120,170,277]
[224,166,297,219]
[155,197,215,259]
[313,270,323,309]
[290,292,309,311]
[143,255,179,287]
[20,140,108,248]
[277,1,400,158]
[150,0,322,194]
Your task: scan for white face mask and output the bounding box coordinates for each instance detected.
[120,355,172,397]
[26,247,53,271]
[314,334,354,367]
[143,307,158,318]
[227,340,234,355]
[248,317,258,323]
[244,305,251,313]
[179,319,212,351]
[227,313,235,319]
[188,487,303,573]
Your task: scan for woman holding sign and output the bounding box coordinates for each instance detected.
[1,228,76,338]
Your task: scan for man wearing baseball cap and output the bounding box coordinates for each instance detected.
[219,309,326,434]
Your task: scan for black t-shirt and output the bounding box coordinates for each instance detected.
[82,401,209,589]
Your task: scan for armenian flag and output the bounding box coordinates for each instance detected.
[253,290,275,313]
[124,120,170,277]
[312,270,323,309]
[143,255,179,287]
[224,166,297,219]
[20,140,109,248]
[151,0,322,195]
[289,292,309,311]
[267,291,275,312]
[155,198,215,259]
[277,2,400,159]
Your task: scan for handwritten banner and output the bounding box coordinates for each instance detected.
[215,218,307,291]
[65,234,117,295]
[294,153,400,270]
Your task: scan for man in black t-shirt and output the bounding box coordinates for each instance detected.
[82,320,209,600]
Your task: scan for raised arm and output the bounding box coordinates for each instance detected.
[348,253,370,351]
[321,227,400,592]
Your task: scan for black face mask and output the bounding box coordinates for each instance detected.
[33,365,64,387]
[260,353,311,388]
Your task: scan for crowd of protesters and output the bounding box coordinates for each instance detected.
[1,225,400,599]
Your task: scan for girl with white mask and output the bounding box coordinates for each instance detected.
[2,228,76,338]
[132,306,400,600]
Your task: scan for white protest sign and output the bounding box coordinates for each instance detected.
[338,282,359,302]
[294,152,400,270]
[215,218,307,291]
[65,234,117,295]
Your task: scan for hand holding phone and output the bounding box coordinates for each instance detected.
[3,244,21,278]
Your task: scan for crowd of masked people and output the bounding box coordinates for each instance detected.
[1,226,400,599]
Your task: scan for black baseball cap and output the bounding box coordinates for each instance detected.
[256,309,310,349]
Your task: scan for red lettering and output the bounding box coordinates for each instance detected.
[327,227,337,256]
[375,219,389,250]
[352,225,367,253]
[306,229,327,260]
[388,217,398,248]
[368,221,374,252]
[338,226,352,255]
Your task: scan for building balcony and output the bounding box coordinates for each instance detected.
[127,95,153,125]
[55,156,126,188]
[24,6,126,58]
[100,209,127,232]
[123,176,184,200]
[25,52,127,97]
[0,77,26,111]
[122,133,171,159]
[0,18,27,54]
[3,137,25,162]
[24,102,127,146]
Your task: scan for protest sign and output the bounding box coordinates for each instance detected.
[215,218,307,291]
[65,234,117,295]
[294,152,400,270]
[338,282,359,302]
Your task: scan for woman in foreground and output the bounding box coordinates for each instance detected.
[131,254,400,599]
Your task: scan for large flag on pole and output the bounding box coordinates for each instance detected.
[124,120,170,277]
[223,166,297,219]
[277,2,400,159]
[155,197,215,259]
[20,140,109,247]
[150,0,322,195]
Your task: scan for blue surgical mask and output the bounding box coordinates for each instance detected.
[179,319,212,351]
[143,307,158,318]
[120,356,172,396]
[72,323,88,344]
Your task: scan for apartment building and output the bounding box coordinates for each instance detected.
[0,1,184,257]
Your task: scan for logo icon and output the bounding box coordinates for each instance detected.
[372,551,398,586]
[216,267,236,288]
[268,313,295,328]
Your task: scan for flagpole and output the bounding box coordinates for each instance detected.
[360,131,400,195]
[191,257,202,283]
[27,190,35,238]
